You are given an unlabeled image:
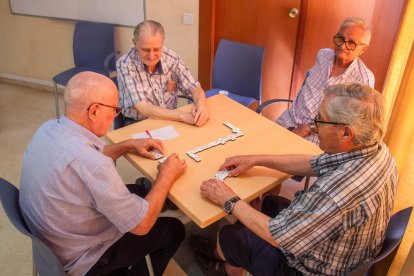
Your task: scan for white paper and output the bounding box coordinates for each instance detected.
[132,125,180,140]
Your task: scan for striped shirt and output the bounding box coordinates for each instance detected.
[117,47,200,121]
[269,141,397,275]
[277,48,375,144]
[19,116,149,276]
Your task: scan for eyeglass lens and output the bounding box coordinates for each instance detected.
[333,36,357,51]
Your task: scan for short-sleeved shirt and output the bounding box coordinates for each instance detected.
[19,116,149,276]
[117,47,200,121]
[269,141,397,275]
[277,48,375,144]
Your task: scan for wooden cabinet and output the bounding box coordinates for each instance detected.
[199,0,406,119]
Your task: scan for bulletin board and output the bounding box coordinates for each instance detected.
[9,0,145,26]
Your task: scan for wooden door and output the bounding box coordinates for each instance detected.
[199,0,302,115]
[199,0,405,120]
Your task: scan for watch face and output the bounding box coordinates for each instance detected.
[224,201,233,214]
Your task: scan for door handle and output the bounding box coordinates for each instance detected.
[289,8,299,18]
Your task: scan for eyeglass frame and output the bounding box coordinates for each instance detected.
[87,102,122,116]
[313,114,348,128]
[333,35,365,51]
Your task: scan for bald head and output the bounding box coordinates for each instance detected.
[64,72,117,116]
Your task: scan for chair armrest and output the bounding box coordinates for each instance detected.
[256,99,293,114]
[104,51,120,76]
[178,94,193,102]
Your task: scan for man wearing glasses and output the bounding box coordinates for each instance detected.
[20,72,187,275]
[192,83,397,276]
[277,17,374,144]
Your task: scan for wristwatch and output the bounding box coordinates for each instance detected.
[224,196,241,214]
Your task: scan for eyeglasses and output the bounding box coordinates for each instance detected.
[87,103,121,116]
[314,114,348,128]
[333,35,365,51]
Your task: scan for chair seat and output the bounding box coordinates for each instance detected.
[53,67,108,86]
[206,88,256,107]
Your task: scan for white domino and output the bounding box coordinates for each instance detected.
[158,157,167,164]
[152,151,164,160]
[215,170,230,181]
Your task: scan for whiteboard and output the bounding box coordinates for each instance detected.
[9,0,145,26]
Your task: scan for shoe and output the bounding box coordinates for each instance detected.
[189,235,218,260]
[135,177,152,192]
[194,251,228,276]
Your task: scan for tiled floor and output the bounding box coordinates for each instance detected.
[0,80,306,275]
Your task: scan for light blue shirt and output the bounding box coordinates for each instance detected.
[19,116,149,276]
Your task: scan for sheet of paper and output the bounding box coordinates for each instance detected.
[132,125,180,140]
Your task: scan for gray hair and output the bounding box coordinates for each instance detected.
[64,72,114,113]
[323,83,384,146]
[338,17,371,45]
[133,20,165,42]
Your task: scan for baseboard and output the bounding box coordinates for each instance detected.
[0,73,64,94]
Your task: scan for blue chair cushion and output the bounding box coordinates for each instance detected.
[206,88,256,107]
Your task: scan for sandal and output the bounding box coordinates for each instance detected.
[194,250,228,276]
[189,235,218,260]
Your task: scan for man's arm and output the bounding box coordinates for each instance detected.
[190,86,209,126]
[220,154,316,177]
[130,153,186,235]
[200,179,278,247]
[132,101,195,125]
[103,139,164,161]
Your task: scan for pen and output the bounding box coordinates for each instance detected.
[145,129,153,139]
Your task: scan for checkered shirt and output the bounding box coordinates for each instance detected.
[277,48,375,144]
[117,47,200,121]
[269,141,397,275]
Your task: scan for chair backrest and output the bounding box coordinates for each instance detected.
[73,21,116,71]
[348,206,413,276]
[212,39,265,102]
[0,178,66,276]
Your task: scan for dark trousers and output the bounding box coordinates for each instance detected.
[86,184,185,276]
[219,195,302,276]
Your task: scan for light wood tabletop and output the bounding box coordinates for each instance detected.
[106,94,321,228]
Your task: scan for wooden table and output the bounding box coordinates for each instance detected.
[106,94,321,228]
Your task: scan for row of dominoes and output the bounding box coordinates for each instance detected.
[186,122,243,162]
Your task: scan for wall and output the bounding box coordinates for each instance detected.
[0,0,199,87]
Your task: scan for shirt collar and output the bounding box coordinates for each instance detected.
[58,116,105,152]
[315,142,381,175]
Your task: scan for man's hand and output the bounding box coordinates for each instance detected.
[200,178,236,206]
[157,153,187,182]
[219,155,256,176]
[128,139,164,159]
[192,104,209,126]
[178,111,198,125]
[291,124,312,138]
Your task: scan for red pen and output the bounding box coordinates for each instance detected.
[145,129,153,139]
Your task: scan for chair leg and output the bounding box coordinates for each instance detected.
[304,176,310,190]
[145,254,155,276]
[33,262,37,276]
[54,82,60,119]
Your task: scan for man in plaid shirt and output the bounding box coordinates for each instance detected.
[117,20,209,126]
[277,17,374,144]
[193,83,397,276]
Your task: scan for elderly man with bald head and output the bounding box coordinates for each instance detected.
[117,19,209,126]
[19,72,187,275]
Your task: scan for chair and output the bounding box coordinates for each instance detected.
[52,21,119,118]
[205,39,265,107]
[348,206,413,276]
[0,178,66,276]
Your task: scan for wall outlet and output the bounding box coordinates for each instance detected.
[183,13,193,25]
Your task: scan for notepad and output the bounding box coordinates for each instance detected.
[132,125,179,140]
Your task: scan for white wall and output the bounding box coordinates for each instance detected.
[0,0,199,86]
